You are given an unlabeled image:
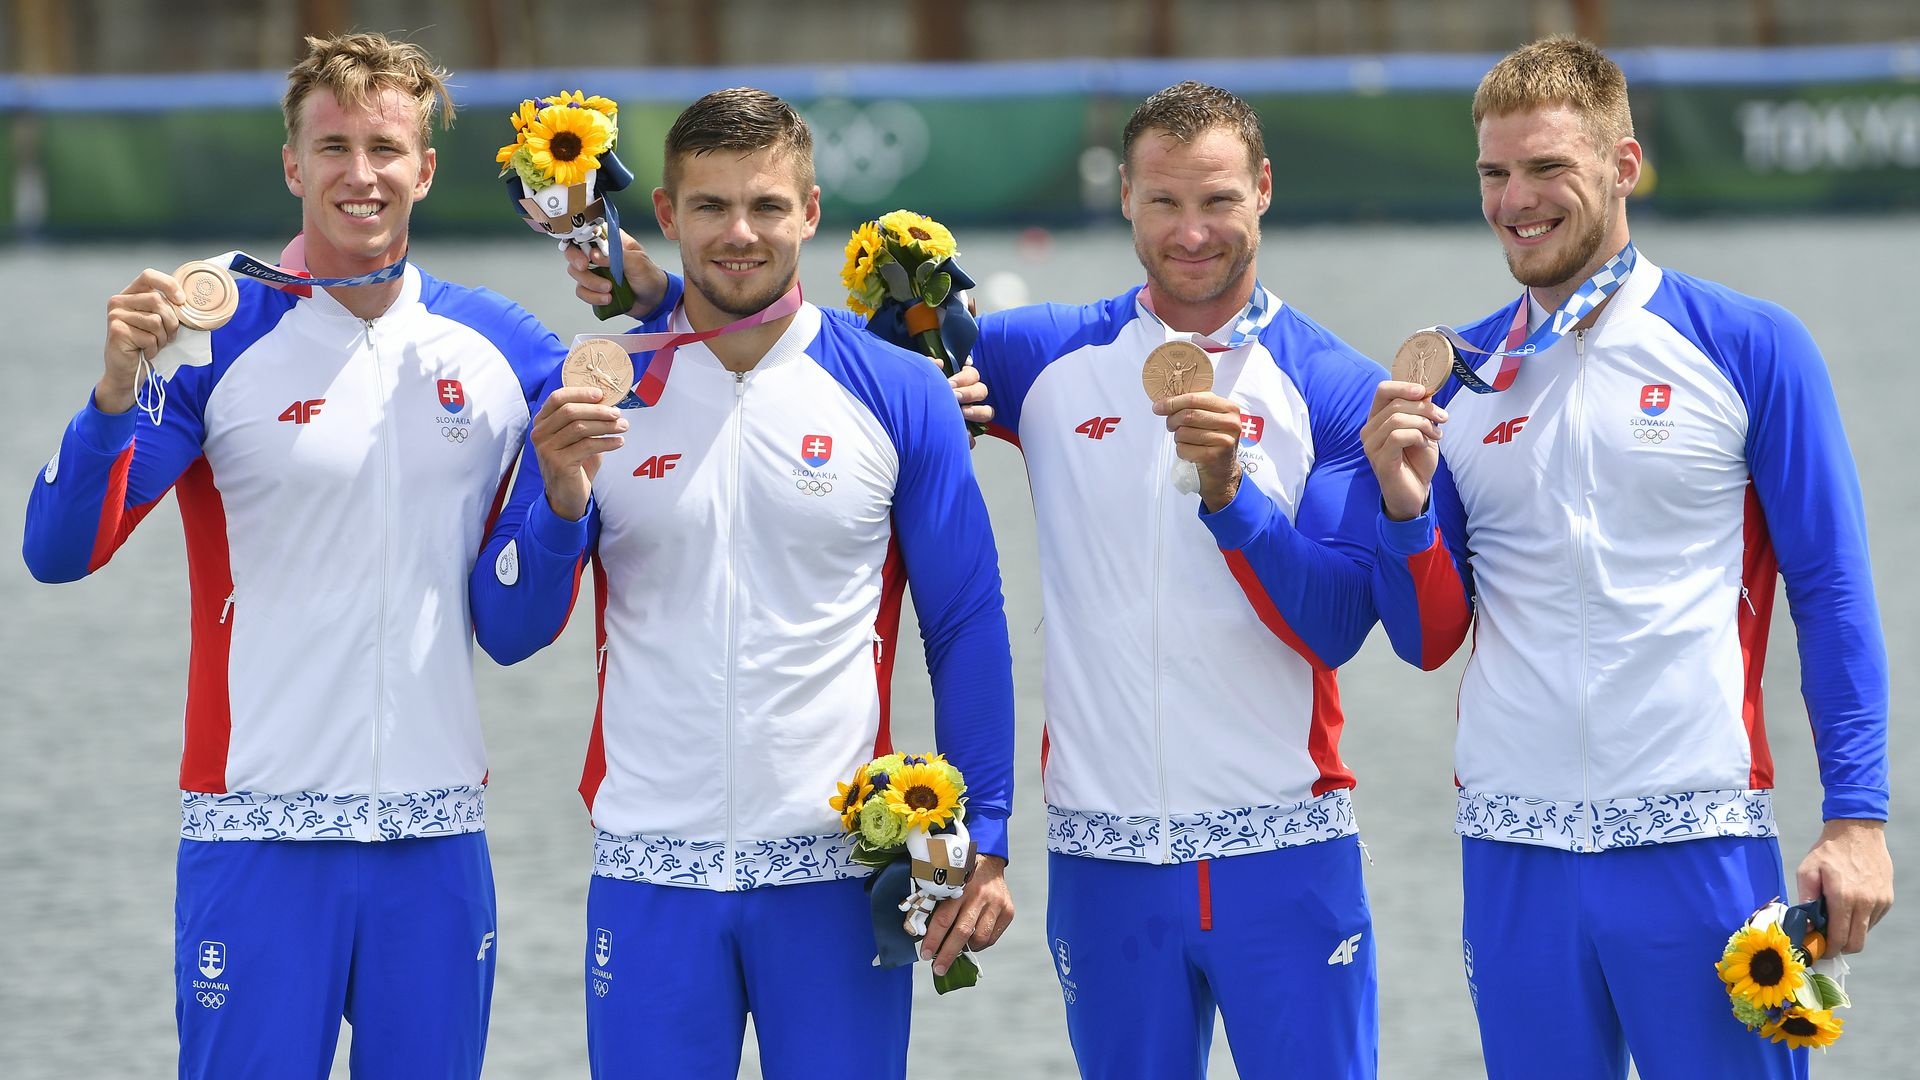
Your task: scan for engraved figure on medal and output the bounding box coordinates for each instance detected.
[563,339,636,404]
[1141,340,1214,404]
[1390,330,1454,394]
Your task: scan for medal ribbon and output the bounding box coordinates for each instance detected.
[1138,281,1275,353]
[573,285,804,409]
[213,249,409,298]
[1440,242,1637,394]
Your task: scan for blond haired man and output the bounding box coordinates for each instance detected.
[24,32,566,1078]
[1365,37,1892,1078]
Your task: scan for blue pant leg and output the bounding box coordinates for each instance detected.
[1046,852,1213,1080]
[584,875,747,1079]
[175,839,353,1080]
[1591,837,1807,1080]
[1461,838,1628,1080]
[1200,837,1378,1080]
[342,833,497,1080]
[738,876,912,1080]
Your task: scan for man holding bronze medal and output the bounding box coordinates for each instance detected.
[23,33,568,1079]
[1364,37,1892,1078]
[573,81,1386,1080]
[470,88,1016,1078]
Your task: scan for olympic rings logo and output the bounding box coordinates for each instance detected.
[442,426,470,443]
[795,479,833,497]
[1632,428,1671,442]
[196,991,226,1009]
[592,979,609,997]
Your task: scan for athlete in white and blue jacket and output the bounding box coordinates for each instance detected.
[473,90,1016,1080]
[21,35,553,1080]
[1365,38,1891,1080]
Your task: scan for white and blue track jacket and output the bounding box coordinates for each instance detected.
[23,266,561,841]
[1372,255,1889,853]
[469,285,1016,892]
[973,286,1384,865]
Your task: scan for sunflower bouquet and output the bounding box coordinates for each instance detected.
[829,751,980,993]
[497,90,636,320]
[842,210,985,436]
[1717,899,1852,1051]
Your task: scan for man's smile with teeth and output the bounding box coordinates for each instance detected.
[340,202,381,218]
[1515,222,1555,238]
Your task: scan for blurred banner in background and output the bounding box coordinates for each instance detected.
[2,1,1917,238]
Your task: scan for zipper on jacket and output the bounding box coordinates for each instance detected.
[366,316,391,838]
[1150,433,1172,862]
[218,591,235,625]
[721,370,747,889]
[872,632,885,665]
[1741,586,1757,616]
[597,642,608,674]
[1569,329,1595,851]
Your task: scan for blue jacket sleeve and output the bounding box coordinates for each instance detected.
[1198,347,1383,668]
[24,384,210,583]
[887,362,1018,860]
[1371,452,1476,671]
[1738,311,1888,821]
[470,364,601,665]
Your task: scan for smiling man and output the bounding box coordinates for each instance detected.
[1364,36,1892,1079]
[23,32,567,1080]
[469,88,1016,1079]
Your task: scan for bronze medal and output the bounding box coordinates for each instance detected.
[563,338,635,401]
[1141,340,1214,403]
[172,261,239,331]
[1391,330,1454,394]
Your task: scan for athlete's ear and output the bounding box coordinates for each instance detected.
[1614,137,1643,199]
[284,143,304,198]
[1254,157,1272,215]
[800,185,820,242]
[653,186,678,242]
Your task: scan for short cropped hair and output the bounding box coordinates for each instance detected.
[1473,36,1633,151]
[1121,81,1265,173]
[663,88,815,194]
[282,32,454,148]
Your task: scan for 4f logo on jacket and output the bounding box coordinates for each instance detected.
[1075,417,1121,440]
[1483,415,1530,445]
[1327,932,1364,966]
[634,454,681,479]
[278,399,326,425]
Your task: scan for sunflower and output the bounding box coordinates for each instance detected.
[882,761,962,831]
[829,765,873,833]
[840,221,889,317]
[1761,1006,1844,1050]
[524,104,614,188]
[548,90,619,117]
[1718,923,1807,1009]
[876,210,957,261]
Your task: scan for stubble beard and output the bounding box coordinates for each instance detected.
[1506,199,1613,291]
[687,260,792,318]
[1136,232,1259,309]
